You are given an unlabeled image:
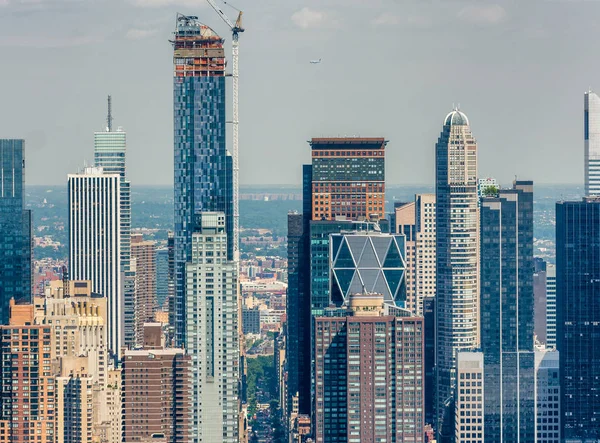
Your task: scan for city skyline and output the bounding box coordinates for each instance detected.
[0,1,598,187]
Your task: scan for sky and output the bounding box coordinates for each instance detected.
[0,0,597,186]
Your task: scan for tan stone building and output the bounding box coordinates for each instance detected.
[395,193,436,315]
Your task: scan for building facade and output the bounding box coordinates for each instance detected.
[535,348,560,443]
[0,139,32,325]
[395,194,436,315]
[533,258,548,344]
[309,137,386,221]
[584,90,600,196]
[156,247,170,310]
[0,302,54,443]
[68,167,122,355]
[329,230,407,307]
[173,14,233,347]
[545,265,556,349]
[480,181,535,442]
[131,234,157,346]
[556,197,600,439]
[185,212,239,442]
[435,109,479,435]
[313,293,424,443]
[121,348,190,442]
[455,352,484,443]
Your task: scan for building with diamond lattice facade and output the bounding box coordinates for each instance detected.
[329,231,406,307]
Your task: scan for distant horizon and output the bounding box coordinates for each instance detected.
[25,182,586,189]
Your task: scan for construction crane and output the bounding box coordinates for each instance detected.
[205,0,244,261]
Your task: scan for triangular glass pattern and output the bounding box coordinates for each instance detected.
[394,235,406,265]
[373,271,392,302]
[334,269,355,296]
[384,269,404,298]
[349,271,364,295]
[334,239,355,268]
[358,269,380,292]
[370,236,391,266]
[383,239,402,268]
[358,240,379,268]
[331,235,343,261]
[346,237,367,263]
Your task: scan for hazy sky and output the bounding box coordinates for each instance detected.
[0,0,597,186]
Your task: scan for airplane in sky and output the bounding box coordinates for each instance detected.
[310,58,322,64]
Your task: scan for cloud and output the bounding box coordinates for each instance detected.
[457,4,507,26]
[126,28,158,39]
[371,13,401,26]
[291,7,329,29]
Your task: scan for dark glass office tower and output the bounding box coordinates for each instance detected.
[0,140,31,325]
[172,14,233,346]
[480,181,535,442]
[556,197,600,439]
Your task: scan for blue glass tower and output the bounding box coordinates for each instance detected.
[556,197,600,439]
[0,140,31,325]
[172,14,233,345]
[480,181,535,442]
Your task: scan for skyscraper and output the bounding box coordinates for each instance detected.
[122,343,191,442]
[309,137,386,221]
[185,212,239,442]
[287,138,388,419]
[131,233,157,346]
[454,351,484,443]
[435,108,479,435]
[94,97,136,350]
[172,14,233,347]
[313,292,424,443]
[0,301,54,443]
[584,90,600,196]
[68,167,122,354]
[156,246,170,309]
[556,196,600,439]
[0,139,32,325]
[395,194,436,315]
[534,347,560,443]
[533,258,548,344]
[546,264,557,348]
[480,181,535,442]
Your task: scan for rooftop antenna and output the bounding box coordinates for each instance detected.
[107,95,113,132]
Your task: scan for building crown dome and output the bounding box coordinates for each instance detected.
[444,108,469,126]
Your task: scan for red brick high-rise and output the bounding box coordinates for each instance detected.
[121,326,190,442]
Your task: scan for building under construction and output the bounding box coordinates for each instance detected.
[172,13,233,345]
[171,13,238,443]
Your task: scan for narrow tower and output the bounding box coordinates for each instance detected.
[94,96,134,348]
[172,14,233,346]
[434,108,479,437]
[584,90,600,196]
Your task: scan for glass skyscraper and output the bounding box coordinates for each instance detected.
[94,108,135,347]
[584,91,600,196]
[556,197,600,439]
[172,14,233,346]
[480,181,535,442]
[0,139,31,325]
[434,109,479,437]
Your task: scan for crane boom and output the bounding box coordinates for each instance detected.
[205,0,244,261]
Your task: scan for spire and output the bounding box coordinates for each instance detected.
[107,95,113,132]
